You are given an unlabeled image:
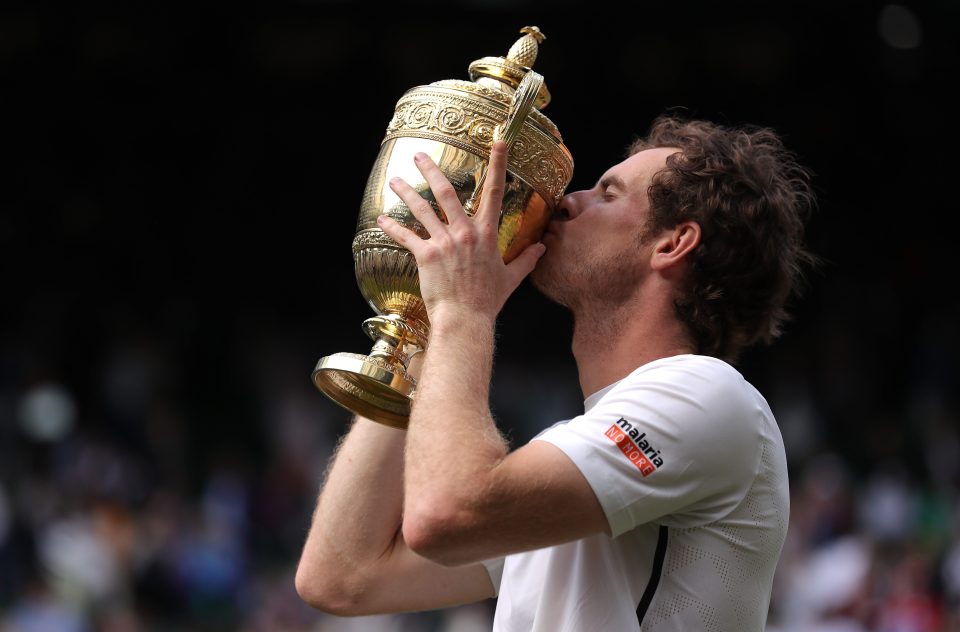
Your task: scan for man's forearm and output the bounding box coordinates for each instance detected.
[403,309,510,556]
[296,416,406,610]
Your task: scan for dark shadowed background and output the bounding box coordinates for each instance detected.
[2,2,958,631]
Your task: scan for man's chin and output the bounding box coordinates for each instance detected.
[529,258,570,308]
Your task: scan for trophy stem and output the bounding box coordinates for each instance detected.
[312,314,428,429]
[364,314,428,357]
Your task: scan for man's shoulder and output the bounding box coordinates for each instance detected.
[603,354,772,442]
[616,354,754,406]
[538,354,772,452]
[628,353,743,382]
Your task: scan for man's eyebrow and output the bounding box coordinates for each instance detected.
[599,175,627,191]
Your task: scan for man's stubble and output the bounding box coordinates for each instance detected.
[530,233,646,315]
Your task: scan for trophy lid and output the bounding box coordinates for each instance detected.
[384,25,573,208]
[468,26,551,109]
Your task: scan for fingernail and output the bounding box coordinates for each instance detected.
[537,243,547,256]
[376,215,386,225]
[414,152,427,162]
[389,177,400,186]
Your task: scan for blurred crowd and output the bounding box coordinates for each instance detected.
[1,314,957,632]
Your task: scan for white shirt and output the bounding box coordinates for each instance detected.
[482,355,790,632]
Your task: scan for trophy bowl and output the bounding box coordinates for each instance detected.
[312,27,573,428]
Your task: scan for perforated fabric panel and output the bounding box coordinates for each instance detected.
[642,435,788,632]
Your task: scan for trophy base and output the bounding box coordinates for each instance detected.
[312,352,415,429]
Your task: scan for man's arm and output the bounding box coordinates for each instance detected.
[294,408,495,615]
[402,311,610,566]
[377,142,609,568]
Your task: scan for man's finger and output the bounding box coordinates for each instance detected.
[478,140,508,229]
[389,176,447,237]
[413,152,468,226]
[376,214,425,256]
[504,241,547,292]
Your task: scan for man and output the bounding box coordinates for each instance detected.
[295,115,816,631]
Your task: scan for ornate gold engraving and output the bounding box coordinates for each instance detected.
[384,86,572,207]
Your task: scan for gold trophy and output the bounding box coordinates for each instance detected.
[312,26,573,428]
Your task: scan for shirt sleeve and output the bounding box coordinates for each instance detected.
[481,556,505,595]
[534,357,765,537]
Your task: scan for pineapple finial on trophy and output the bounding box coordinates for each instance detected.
[469,26,551,108]
[507,26,546,68]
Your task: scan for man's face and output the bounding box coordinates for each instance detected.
[531,147,677,310]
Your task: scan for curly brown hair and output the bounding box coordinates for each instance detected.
[630,115,817,363]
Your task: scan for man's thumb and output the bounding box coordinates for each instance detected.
[506,242,547,288]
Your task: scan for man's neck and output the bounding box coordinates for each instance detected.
[571,295,696,400]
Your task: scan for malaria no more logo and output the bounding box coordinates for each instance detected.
[604,417,665,476]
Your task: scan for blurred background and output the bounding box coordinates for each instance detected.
[2,1,958,630]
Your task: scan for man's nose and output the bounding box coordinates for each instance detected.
[554,190,583,221]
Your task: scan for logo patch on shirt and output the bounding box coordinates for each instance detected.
[604,418,664,476]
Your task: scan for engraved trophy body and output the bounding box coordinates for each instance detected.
[312,27,573,428]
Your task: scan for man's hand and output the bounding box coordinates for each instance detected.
[376,140,546,323]
[373,140,606,568]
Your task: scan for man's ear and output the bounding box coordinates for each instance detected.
[650,221,701,271]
